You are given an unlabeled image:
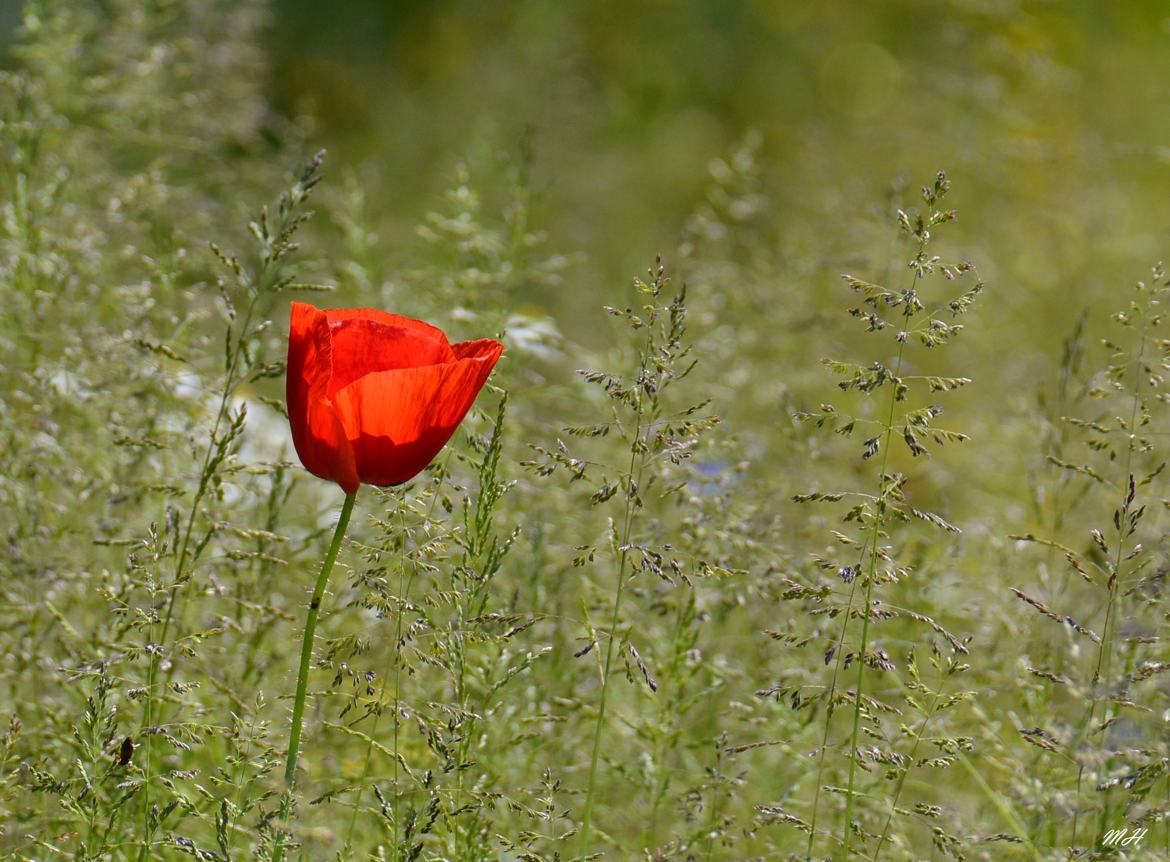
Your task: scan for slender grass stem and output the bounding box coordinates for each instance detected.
[872,674,942,860]
[138,596,158,862]
[840,372,901,857]
[578,478,638,855]
[646,597,689,845]
[342,461,453,857]
[839,253,922,859]
[806,551,866,859]
[271,490,357,862]
[1071,303,1149,847]
[342,502,412,859]
[136,293,260,862]
[579,351,651,857]
[391,562,411,858]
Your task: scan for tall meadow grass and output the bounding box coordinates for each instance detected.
[3,3,1170,862]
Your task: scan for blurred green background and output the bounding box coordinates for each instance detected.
[263,0,1170,332]
[8,0,1168,344]
[5,1,1170,857]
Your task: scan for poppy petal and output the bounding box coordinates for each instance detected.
[323,307,449,344]
[331,341,504,486]
[326,317,454,397]
[451,338,508,361]
[287,302,360,493]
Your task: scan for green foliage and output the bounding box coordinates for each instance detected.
[770,172,982,861]
[4,3,1170,862]
[1007,264,1170,857]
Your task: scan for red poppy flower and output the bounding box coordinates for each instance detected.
[286,302,504,494]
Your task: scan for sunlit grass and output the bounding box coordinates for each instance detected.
[3,2,1170,861]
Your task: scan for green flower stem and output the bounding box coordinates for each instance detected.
[272,490,357,862]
